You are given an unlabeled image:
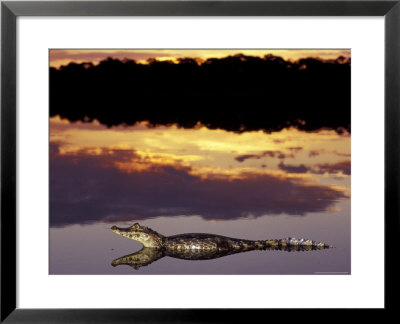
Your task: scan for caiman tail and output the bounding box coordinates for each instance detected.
[262,238,333,249]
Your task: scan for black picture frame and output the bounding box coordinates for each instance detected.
[1,0,398,322]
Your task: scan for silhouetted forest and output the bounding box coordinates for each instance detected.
[50,54,351,133]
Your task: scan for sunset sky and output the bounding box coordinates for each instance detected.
[49,48,351,226]
[49,49,350,68]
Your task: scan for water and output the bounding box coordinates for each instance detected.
[49,116,350,275]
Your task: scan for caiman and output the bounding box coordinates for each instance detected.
[111,223,333,270]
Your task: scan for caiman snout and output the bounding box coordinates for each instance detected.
[111,226,118,231]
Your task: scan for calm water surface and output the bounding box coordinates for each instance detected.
[49,117,350,274]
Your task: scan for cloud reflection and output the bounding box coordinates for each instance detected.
[314,161,351,176]
[50,143,348,227]
[235,150,294,162]
[278,161,309,174]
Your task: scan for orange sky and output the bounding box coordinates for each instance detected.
[50,49,350,68]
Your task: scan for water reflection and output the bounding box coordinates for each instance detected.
[50,118,350,227]
[112,244,333,271]
[49,214,350,275]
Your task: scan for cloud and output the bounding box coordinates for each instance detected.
[278,161,310,174]
[276,160,351,176]
[313,160,351,175]
[287,147,303,153]
[333,150,351,158]
[50,144,348,227]
[49,50,175,66]
[309,150,323,157]
[235,150,294,162]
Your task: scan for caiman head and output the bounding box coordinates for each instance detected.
[111,223,164,248]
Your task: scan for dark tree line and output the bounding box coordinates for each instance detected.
[50,54,350,133]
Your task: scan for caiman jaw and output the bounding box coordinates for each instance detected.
[111,225,139,241]
[111,225,126,237]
